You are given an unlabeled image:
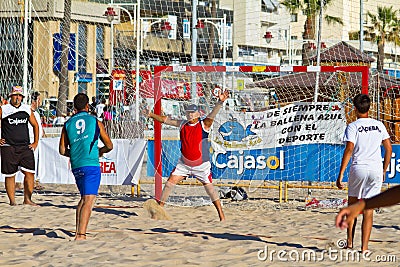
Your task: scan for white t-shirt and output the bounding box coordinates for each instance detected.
[96,103,105,118]
[28,110,44,143]
[343,118,390,167]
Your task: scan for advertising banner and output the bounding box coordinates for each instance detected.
[147,101,400,183]
[212,102,346,150]
[147,141,400,183]
[1,138,146,185]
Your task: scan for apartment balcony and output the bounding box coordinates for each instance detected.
[116,30,188,54]
[259,11,282,28]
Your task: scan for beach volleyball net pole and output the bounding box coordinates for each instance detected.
[148,65,396,206]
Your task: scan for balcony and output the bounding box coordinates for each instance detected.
[115,30,187,55]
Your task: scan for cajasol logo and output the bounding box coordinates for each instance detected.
[387,152,400,180]
[212,150,285,175]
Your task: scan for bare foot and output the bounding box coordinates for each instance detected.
[23,200,39,206]
[74,233,87,241]
[9,202,17,206]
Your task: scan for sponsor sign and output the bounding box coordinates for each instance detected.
[1,138,146,185]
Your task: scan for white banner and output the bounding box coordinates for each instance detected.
[1,138,147,185]
[212,102,346,150]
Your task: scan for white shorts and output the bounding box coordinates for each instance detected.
[348,165,383,199]
[171,159,212,184]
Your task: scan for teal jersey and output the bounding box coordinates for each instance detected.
[65,111,100,169]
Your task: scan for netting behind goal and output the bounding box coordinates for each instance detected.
[145,65,400,207]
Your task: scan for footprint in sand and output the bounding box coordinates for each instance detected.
[143,199,171,220]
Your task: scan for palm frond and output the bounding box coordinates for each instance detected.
[324,15,343,25]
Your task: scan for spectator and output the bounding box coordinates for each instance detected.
[96,99,106,121]
[53,113,67,127]
[89,96,98,115]
[29,91,44,141]
[28,91,45,190]
[102,105,112,121]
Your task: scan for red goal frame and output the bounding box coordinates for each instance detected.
[152,65,369,200]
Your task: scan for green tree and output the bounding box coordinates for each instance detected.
[387,17,400,64]
[281,0,343,65]
[365,6,398,72]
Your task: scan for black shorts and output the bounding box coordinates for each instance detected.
[1,146,35,176]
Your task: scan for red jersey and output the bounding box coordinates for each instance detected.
[179,120,210,166]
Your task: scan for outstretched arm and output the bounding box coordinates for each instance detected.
[148,111,181,127]
[336,185,400,229]
[203,90,229,129]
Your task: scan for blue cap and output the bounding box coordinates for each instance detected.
[185,104,198,112]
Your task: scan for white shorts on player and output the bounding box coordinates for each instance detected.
[348,165,383,199]
[171,159,212,184]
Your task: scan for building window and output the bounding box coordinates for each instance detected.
[95,26,108,75]
[96,26,104,58]
[78,24,87,72]
[78,82,87,94]
[291,13,298,22]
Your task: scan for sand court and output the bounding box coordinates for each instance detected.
[0,183,399,266]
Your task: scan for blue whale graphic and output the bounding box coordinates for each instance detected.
[219,121,256,142]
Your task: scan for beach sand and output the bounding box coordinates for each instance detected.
[0,180,399,267]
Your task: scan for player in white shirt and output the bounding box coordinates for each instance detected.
[336,94,392,252]
[28,92,44,189]
[28,91,44,143]
[96,99,106,121]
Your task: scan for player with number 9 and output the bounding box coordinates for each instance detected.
[59,93,113,240]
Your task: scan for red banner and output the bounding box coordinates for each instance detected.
[110,69,204,104]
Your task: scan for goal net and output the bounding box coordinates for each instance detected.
[145,65,399,207]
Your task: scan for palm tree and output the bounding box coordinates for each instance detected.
[56,0,72,117]
[365,6,398,72]
[281,0,343,65]
[387,17,400,65]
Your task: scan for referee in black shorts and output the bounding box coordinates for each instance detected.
[0,86,39,206]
